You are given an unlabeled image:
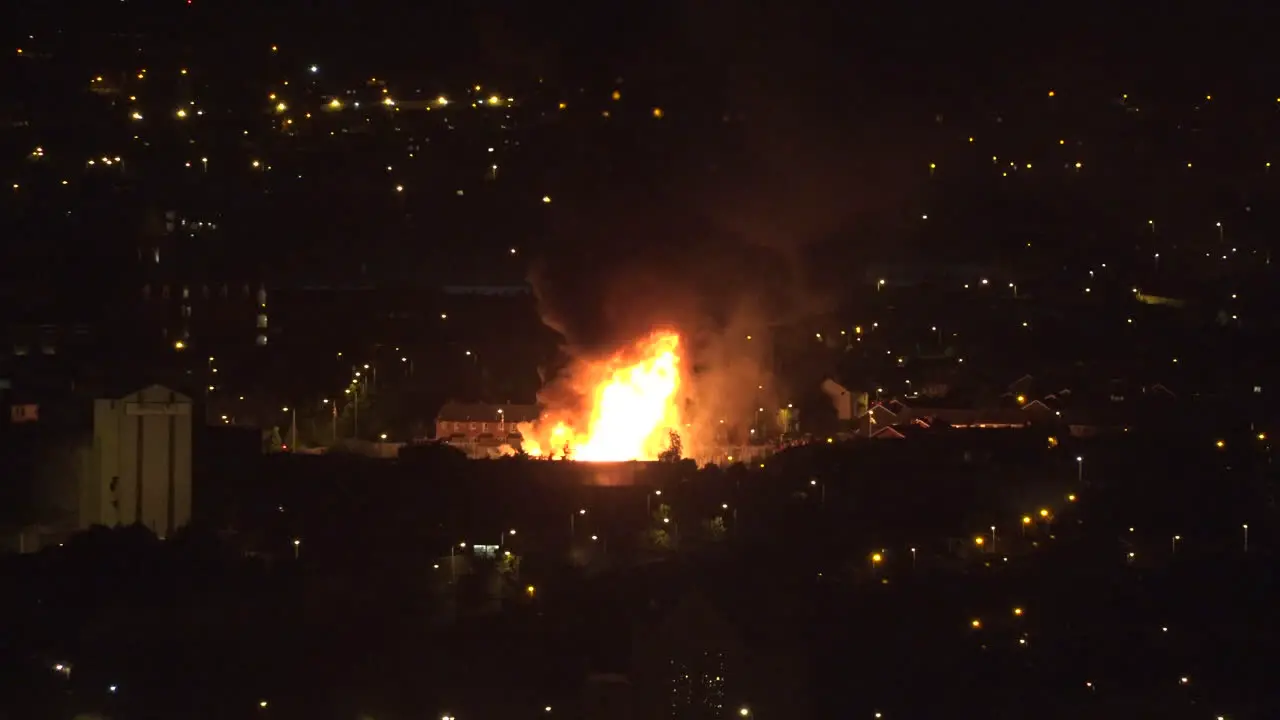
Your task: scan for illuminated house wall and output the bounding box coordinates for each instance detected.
[83,384,193,538]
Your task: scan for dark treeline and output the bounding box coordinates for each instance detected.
[1,426,1277,718]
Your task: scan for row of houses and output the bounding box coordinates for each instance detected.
[860,374,1180,439]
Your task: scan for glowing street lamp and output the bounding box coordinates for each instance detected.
[647,489,662,515]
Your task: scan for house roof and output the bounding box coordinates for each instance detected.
[909,407,1031,427]
[119,384,191,403]
[871,426,906,439]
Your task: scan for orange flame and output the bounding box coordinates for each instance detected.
[519,331,683,461]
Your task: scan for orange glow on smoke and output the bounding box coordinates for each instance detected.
[519,331,683,461]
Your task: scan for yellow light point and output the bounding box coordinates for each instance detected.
[1187,162,1193,168]
[542,195,552,203]
[1067,494,1077,502]
[488,95,501,105]
[871,552,882,564]
[180,68,188,75]
[973,536,985,546]
[652,107,664,118]
[1215,439,1225,449]
[252,160,261,168]
[175,108,187,119]
[611,89,622,101]
[1016,394,1026,404]
[1047,90,1055,97]
[1039,509,1049,518]
[1075,162,1082,168]
[968,136,974,142]
[271,45,278,52]
[558,101,567,110]
[328,98,343,109]
[929,162,937,170]
[383,97,395,106]
[1206,95,1212,101]
[1022,516,1032,525]
[275,102,287,112]
[971,619,982,629]
[525,585,536,597]
[174,340,186,350]
[1059,139,1065,145]
[1259,433,1267,441]
[435,95,449,106]
[1013,607,1024,616]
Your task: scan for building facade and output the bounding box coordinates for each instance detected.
[83,385,193,538]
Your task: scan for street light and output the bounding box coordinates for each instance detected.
[282,406,297,450]
[810,478,825,504]
[647,489,661,515]
[571,508,586,536]
[450,542,466,583]
[1076,455,1084,484]
[292,538,300,559]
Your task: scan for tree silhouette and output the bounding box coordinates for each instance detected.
[658,430,682,463]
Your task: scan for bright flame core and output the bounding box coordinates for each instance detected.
[518,331,683,461]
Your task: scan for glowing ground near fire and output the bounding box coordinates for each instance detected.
[509,331,685,462]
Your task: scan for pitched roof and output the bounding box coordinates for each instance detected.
[871,426,907,439]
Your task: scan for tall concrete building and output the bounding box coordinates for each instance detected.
[83,385,193,538]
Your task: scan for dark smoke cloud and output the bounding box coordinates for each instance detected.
[528,1,929,354]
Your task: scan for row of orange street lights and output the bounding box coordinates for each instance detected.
[872,490,1080,571]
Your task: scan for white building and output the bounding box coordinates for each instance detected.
[82,385,193,538]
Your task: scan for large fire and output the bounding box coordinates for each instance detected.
[516,330,684,461]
